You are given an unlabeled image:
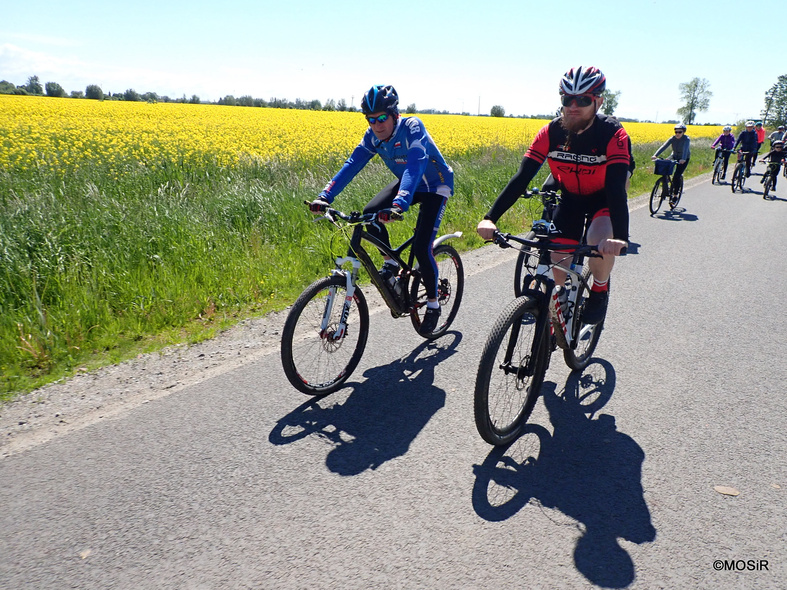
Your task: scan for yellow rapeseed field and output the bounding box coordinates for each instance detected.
[0,95,722,173]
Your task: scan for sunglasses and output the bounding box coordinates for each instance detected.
[367,113,389,125]
[675,130,684,134]
[560,94,595,107]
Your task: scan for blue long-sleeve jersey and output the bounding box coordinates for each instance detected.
[318,116,454,211]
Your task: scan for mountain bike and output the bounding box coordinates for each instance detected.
[711,149,733,185]
[731,151,752,193]
[649,158,682,214]
[513,189,560,297]
[474,223,606,446]
[760,161,782,200]
[281,204,464,395]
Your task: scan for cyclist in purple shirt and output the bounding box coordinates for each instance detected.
[309,85,454,336]
[711,126,736,179]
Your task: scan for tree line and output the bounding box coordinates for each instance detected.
[5,74,786,126]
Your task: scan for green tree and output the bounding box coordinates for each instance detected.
[676,77,712,124]
[85,84,104,100]
[601,89,620,116]
[123,88,140,102]
[490,105,505,117]
[70,90,85,99]
[25,75,43,95]
[406,103,417,114]
[761,74,787,127]
[0,80,16,94]
[189,95,201,104]
[337,98,347,111]
[45,82,66,97]
[323,98,336,111]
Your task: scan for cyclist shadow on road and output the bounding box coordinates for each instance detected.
[472,359,656,589]
[269,332,460,476]
[652,207,698,222]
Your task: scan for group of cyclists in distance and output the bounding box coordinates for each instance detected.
[708,120,785,193]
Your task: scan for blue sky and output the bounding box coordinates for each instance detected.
[0,0,778,124]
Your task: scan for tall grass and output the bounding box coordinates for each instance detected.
[0,134,719,398]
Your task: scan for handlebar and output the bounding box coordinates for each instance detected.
[491,230,610,256]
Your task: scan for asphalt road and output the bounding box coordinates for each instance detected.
[2,169,786,589]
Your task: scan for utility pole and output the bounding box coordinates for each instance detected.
[478,96,480,116]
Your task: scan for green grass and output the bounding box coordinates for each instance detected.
[0,141,719,399]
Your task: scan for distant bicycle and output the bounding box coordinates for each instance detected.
[281,203,464,395]
[513,189,560,297]
[711,149,734,185]
[731,151,752,193]
[649,158,682,214]
[760,161,781,200]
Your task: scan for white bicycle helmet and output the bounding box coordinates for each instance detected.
[559,66,606,96]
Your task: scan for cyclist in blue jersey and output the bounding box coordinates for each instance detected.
[309,85,454,336]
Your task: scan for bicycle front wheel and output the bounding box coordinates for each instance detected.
[731,164,744,193]
[763,174,773,199]
[409,243,464,339]
[563,267,603,371]
[281,275,369,395]
[513,231,538,297]
[474,296,550,446]
[649,177,666,214]
[712,160,722,185]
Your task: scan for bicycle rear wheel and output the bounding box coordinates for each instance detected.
[281,274,369,395]
[649,177,666,214]
[513,231,538,297]
[670,176,683,209]
[563,267,603,371]
[409,243,464,339]
[474,296,550,446]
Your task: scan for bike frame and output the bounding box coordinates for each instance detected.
[503,229,597,359]
[317,209,462,343]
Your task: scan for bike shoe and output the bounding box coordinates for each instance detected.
[419,307,442,336]
[581,290,609,325]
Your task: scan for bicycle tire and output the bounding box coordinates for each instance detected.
[563,267,603,371]
[649,177,666,214]
[281,274,369,395]
[670,176,683,209]
[712,159,722,185]
[731,164,742,193]
[513,230,538,297]
[474,296,550,446]
[763,173,772,199]
[409,243,464,339]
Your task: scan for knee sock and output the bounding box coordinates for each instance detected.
[591,277,609,293]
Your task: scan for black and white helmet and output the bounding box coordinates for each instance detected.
[723,126,732,132]
[774,140,785,148]
[559,66,606,96]
[674,123,687,131]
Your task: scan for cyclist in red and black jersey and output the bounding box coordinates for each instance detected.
[477,66,629,325]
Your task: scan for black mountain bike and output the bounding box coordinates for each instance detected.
[731,151,752,193]
[474,223,605,446]
[649,158,682,214]
[711,149,733,185]
[761,161,782,200]
[281,204,464,395]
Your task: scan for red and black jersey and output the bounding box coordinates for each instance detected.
[486,114,630,241]
[526,115,631,196]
